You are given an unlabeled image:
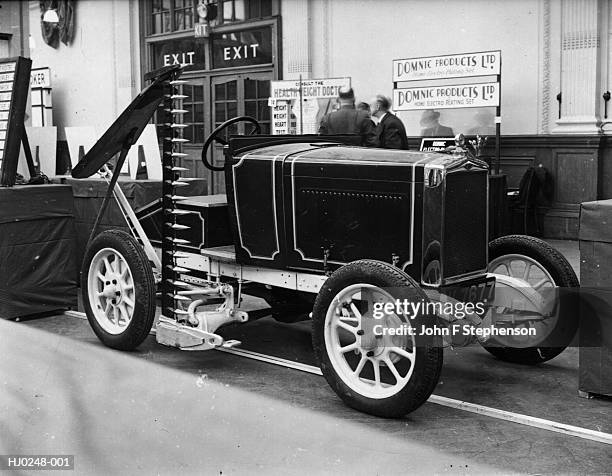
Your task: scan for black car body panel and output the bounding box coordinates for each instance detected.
[225,136,489,286]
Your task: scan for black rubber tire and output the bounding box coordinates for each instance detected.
[81,230,156,350]
[312,259,443,418]
[483,234,579,364]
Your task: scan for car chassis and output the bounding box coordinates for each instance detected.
[73,66,579,417]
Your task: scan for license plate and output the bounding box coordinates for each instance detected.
[443,276,496,306]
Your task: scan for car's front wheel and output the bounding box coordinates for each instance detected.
[312,260,443,418]
[82,230,156,350]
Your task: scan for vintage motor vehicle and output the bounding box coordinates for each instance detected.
[73,66,579,418]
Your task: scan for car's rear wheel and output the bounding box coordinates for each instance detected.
[312,260,443,418]
[482,235,579,364]
[82,230,156,350]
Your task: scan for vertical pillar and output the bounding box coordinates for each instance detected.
[553,0,603,134]
[600,1,612,134]
[322,0,331,78]
[538,0,553,134]
[111,0,138,116]
[282,0,311,79]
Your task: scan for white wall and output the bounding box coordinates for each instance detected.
[25,0,548,138]
[302,0,542,135]
[28,0,140,139]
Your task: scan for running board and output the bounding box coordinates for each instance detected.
[156,316,241,351]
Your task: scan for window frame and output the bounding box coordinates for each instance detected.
[147,0,195,36]
[144,0,278,37]
[217,0,274,25]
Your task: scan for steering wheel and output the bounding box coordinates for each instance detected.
[201,116,261,171]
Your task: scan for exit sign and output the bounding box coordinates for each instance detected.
[195,22,208,38]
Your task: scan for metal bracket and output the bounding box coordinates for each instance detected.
[188,284,248,334]
[156,316,242,351]
[156,283,248,351]
[156,316,223,350]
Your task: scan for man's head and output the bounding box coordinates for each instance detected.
[420,109,440,128]
[337,86,355,106]
[370,95,391,118]
[356,102,371,116]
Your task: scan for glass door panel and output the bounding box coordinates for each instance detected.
[211,76,241,193]
[176,80,207,181]
[158,71,274,194]
[210,72,272,193]
[244,77,271,134]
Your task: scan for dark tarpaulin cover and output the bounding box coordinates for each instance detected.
[0,185,77,319]
[579,199,612,243]
[579,199,612,396]
[579,286,612,397]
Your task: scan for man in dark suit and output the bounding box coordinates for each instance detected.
[370,95,409,149]
[318,87,378,147]
[420,109,454,137]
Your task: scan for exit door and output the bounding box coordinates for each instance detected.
[167,71,272,195]
[210,72,272,194]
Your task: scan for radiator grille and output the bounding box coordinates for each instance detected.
[443,169,488,278]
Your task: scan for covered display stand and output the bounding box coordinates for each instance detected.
[0,56,78,319]
[0,184,77,318]
[578,199,612,398]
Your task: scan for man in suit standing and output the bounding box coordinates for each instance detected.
[370,95,409,149]
[318,87,378,147]
[420,109,454,137]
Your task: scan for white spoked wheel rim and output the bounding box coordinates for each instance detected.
[487,253,558,346]
[324,283,416,399]
[87,247,136,335]
[489,254,555,291]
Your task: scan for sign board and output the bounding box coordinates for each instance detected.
[270,77,351,100]
[0,56,32,186]
[126,124,162,180]
[419,138,455,152]
[270,77,350,135]
[194,22,208,38]
[65,126,97,168]
[393,50,501,82]
[271,101,292,135]
[393,82,499,111]
[17,126,57,177]
[211,27,272,69]
[30,67,51,88]
[31,88,53,127]
[152,38,206,71]
[30,67,53,127]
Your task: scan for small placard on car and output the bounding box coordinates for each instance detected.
[420,138,455,152]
